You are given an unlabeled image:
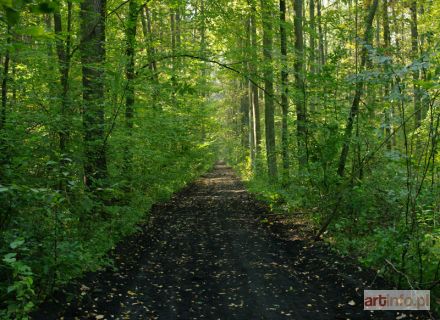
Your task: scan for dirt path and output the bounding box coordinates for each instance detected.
[33,164,432,319]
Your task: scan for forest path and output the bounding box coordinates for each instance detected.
[33,163,430,320]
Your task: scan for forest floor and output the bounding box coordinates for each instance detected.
[32,163,433,320]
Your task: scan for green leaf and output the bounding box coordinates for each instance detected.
[10,238,25,249]
[3,252,17,263]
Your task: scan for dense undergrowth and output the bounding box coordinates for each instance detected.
[0,1,221,318]
[1,143,215,320]
[228,152,440,315]
[214,0,440,313]
[1,120,215,320]
[0,47,217,318]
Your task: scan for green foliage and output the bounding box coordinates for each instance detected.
[0,0,56,25]
[217,0,440,315]
[0,240,35,320]
[0,0,218,317]
[1,0,439,317]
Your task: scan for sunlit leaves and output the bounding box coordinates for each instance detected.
[0,0,56,25]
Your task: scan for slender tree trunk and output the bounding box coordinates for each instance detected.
[0,52,9,131]
[336,0,379,177]
[125,0,138,132]
[11,59,16,104]
[141,5,157,76]
[200,0,207,56]
[123,0,138,180]
[391,1,400,147]
[53,2,72,192]
[199,0,208,140]
[0,27,10,131]
[170,12,176,82]
[309,0,317,114]
[317,0,325,67]
[280,0,289,177]
[383,0,392,150]
[170,7,181,71]
[383,0,391,65]
[249,95,256,165]
[309,0,316,72]
[240,15,250,150]
[294,0,307,169]
[419,3,429,122]
[245,15,256,167]
[248,94,256,166]
[141,5,162,112]
[261,0,278,181]
[199,0,207,77]
[375,8,380,47]
[170,9,182,89]
[80,0,108,189]
[0,49,9,182]
[249,0,262,170]
[54,1,72,154]
[46,14,58,137]
[241,80,250,149]
[175,9,181,49]
[410,0,421,129]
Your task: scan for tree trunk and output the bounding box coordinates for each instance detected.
[141,5,162,112]
[170,9,182,89]
[125,0,138,131]
[54,1,72,154]
[280,0,289,177]
[375,7,380,47]
[382,0,392,150]
[123,0,138,180]
[309,0,316,72]
[80,0,108,189]
[248,83,256,165]
[170,12,176,83]
[0,27,10,131]
[294,0,307,169]
[308,0,317,114]
[336,0,379,178]
[317,0,325,67]
[410,0,421,128]
[261,0,278,181]
[245,15,256,167]
[240,16,250,150]
[141,5,157,76]
[175,9,181,49]
[241,80,250,149]
[200,0,207,55]
[0,52,9,132]
[249,0,262,170]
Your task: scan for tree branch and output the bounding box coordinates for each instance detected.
[137,53,284,108]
